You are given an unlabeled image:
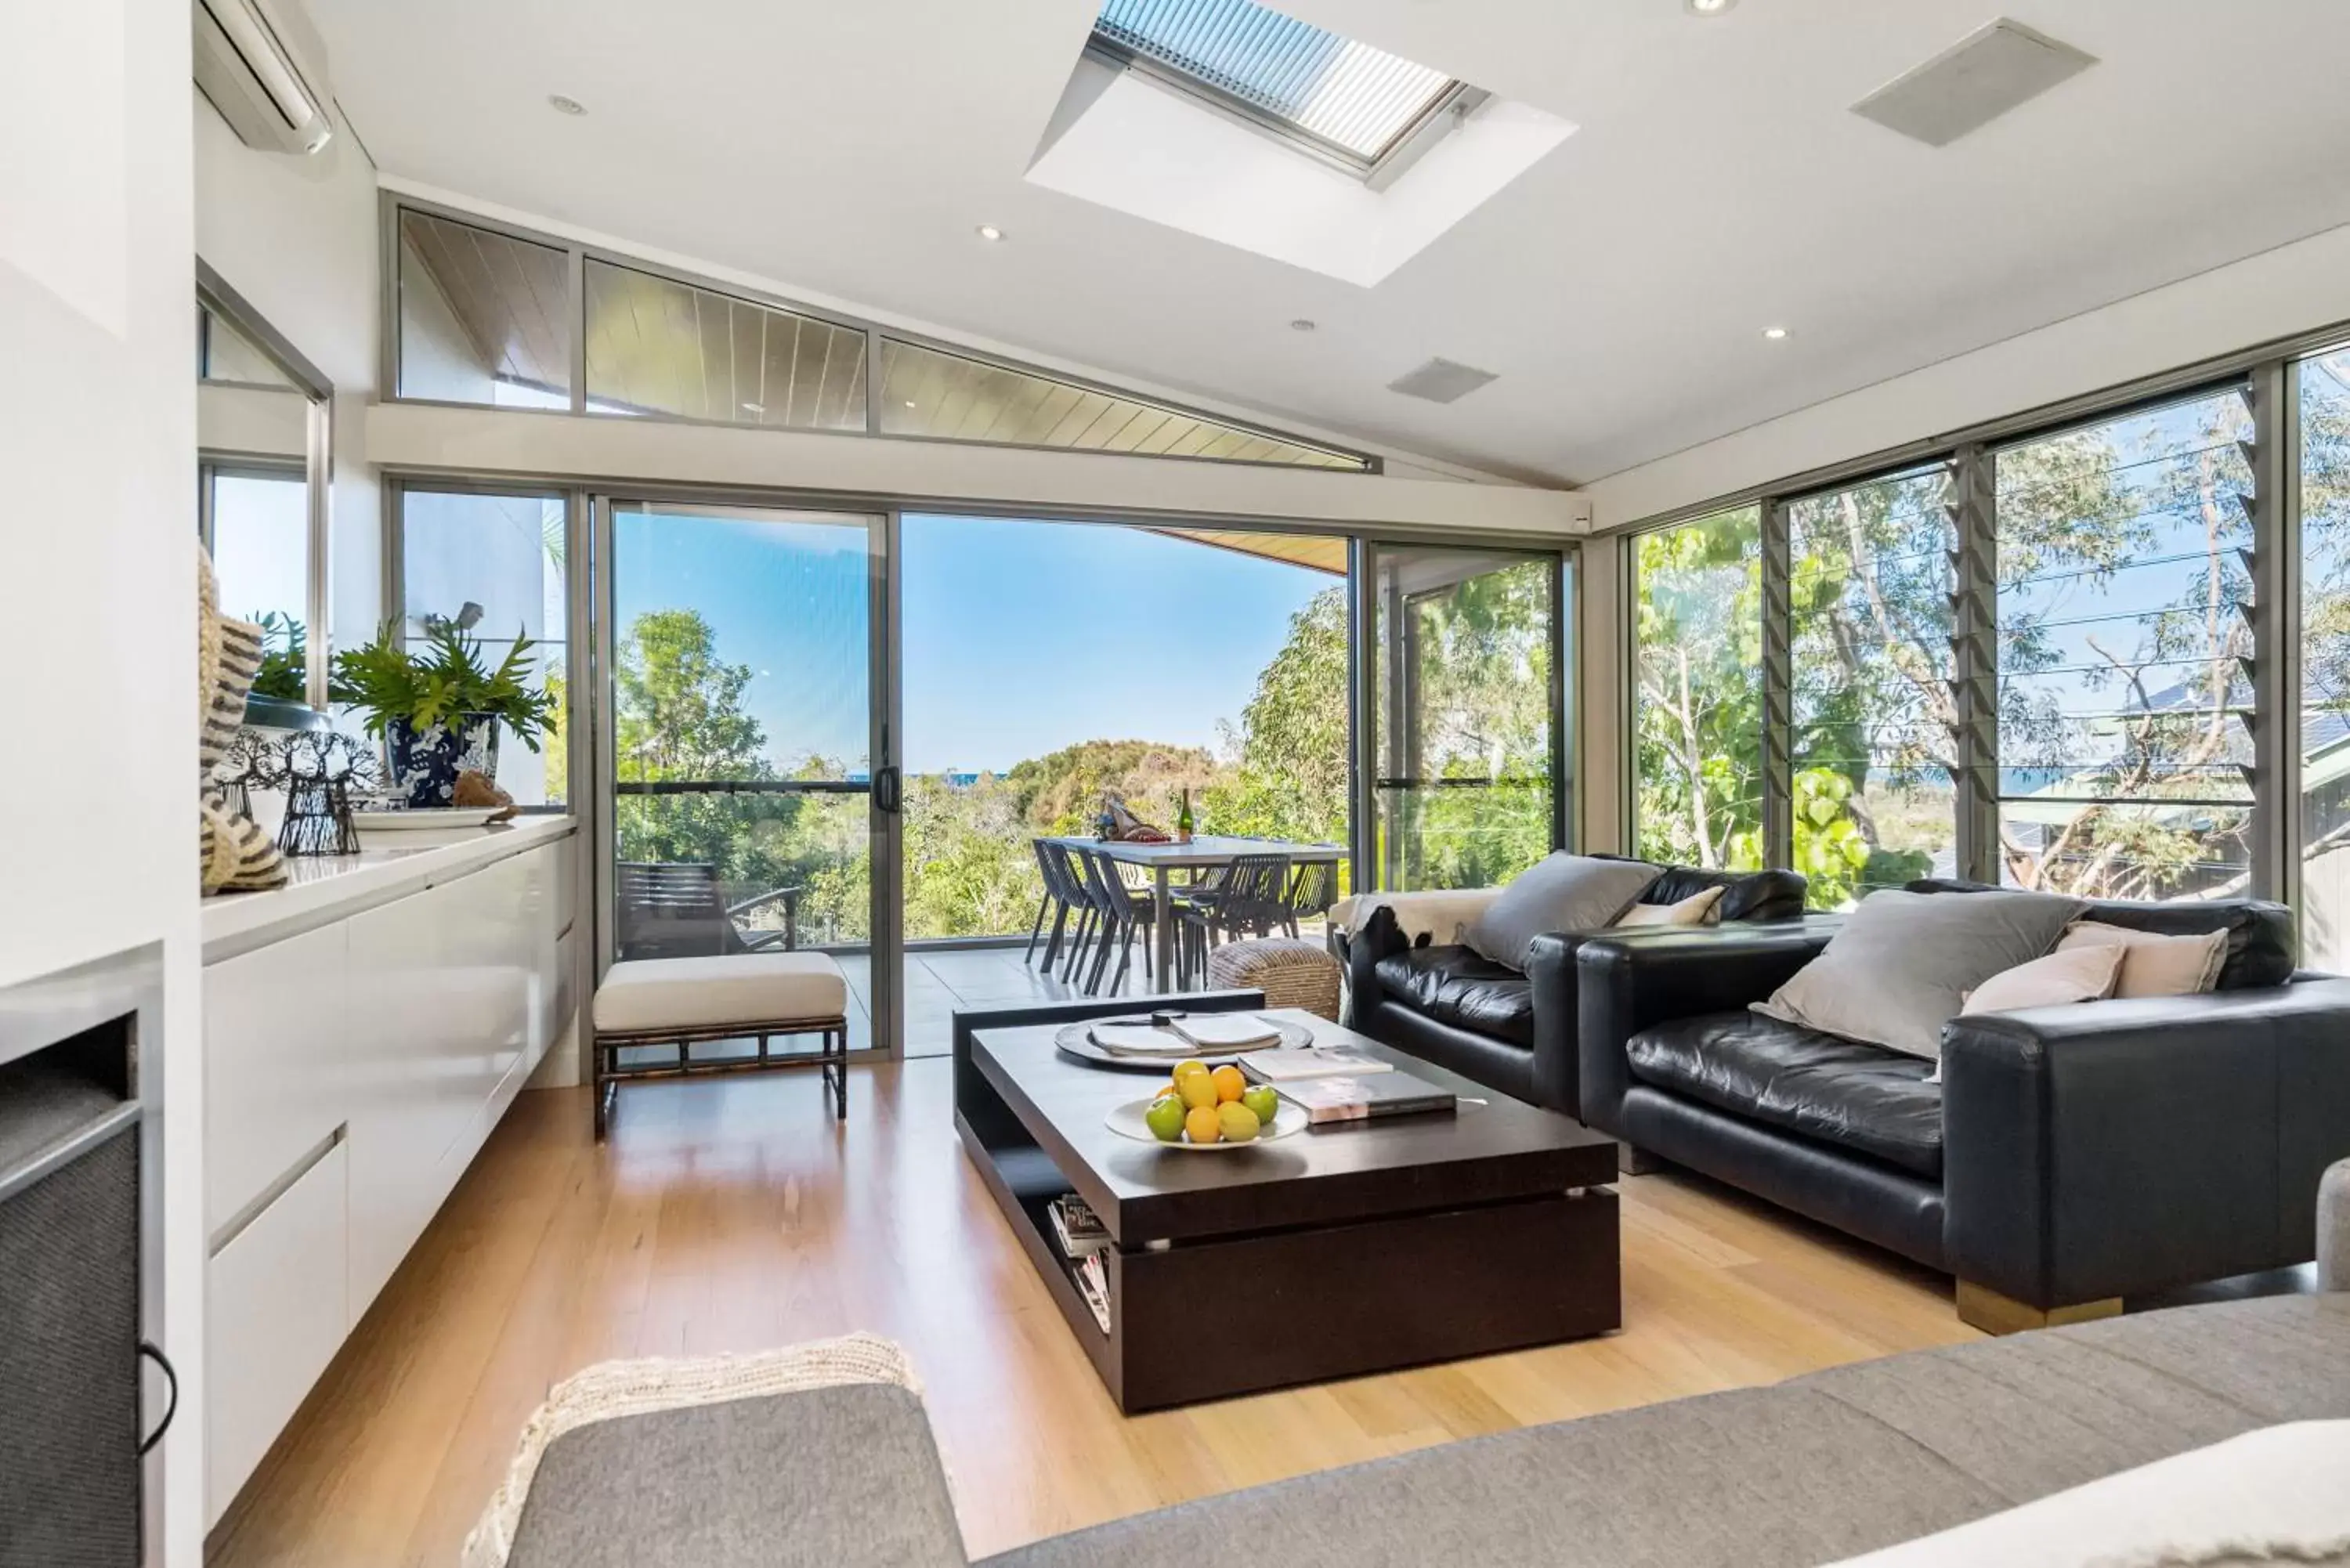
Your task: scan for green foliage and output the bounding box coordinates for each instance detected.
[331,616,558,748]
[247,612,306,703]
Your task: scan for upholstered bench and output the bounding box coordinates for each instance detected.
[1205,937,1343,1021]
[592,954,850,1136]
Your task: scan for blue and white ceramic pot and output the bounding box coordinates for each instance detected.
[385,714,501,806]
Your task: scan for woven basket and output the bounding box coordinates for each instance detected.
[1205,937,1342,1021]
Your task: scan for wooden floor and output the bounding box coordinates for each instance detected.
[207,1061,1979,1567]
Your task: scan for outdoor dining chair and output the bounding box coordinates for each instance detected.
[1075,847,1158,995]
[1175,852,1291,987]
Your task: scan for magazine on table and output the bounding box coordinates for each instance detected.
[1238,1044,1394,1082]
[1074,1252,1112,1334]
[1278,1071,1456,1125]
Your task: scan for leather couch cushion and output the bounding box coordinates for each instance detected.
[1625,1013,1945,1177]
[1372,945,1537,1046]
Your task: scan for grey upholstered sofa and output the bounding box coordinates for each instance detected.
[492,1165,2350,1568]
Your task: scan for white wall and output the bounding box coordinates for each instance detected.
[0,0,201,1557]
[1583,219,2350,530]
[194,92,383,648]
[367,400,1589,535]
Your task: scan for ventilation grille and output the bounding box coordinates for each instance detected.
[1851,20,2097,148]
[1387,357,1498,404]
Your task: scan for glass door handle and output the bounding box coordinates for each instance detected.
[873,765,902,814]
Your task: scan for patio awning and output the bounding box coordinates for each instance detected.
[1147,528,1349,575]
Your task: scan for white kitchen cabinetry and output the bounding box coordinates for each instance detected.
[201,821,575,1526]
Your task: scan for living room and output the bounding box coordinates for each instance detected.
[5,2,2350,1565]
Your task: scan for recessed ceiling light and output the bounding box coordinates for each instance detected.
[975,224,1004,242]
[1762,326,1789,340]
[905,399,918,409]
[548,94,587,115]
[1685,0,1736,14]
[1290,319,1318,333]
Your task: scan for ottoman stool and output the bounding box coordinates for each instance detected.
[592,953,850,1136]
[1204,937,1343,1021]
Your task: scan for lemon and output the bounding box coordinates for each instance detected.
[1177,1071,1220,1111]
[1216,1101,1261,1143]
[1171,1060,1209,1084]
[1184,1104,1223,1144]
[1210,1064,1246,1104]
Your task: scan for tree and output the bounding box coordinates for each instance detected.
[1200,586,1350,848]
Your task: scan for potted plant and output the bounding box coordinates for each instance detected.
[331,617,559,807]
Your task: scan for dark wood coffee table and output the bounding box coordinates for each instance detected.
[956,1011,1622,1412]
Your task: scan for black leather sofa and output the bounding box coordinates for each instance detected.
[1343,863,1806,1114]
[1577,886,2350,1328]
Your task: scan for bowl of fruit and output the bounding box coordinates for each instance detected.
[1104,1060,1299,1151]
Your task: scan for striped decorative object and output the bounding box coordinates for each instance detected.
[197,544,287,893]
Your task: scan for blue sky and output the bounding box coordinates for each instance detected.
[612,508,1338,774]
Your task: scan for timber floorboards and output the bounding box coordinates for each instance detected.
[206,1061,1979,1566]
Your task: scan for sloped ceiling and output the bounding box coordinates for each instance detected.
[312,0,2350,486]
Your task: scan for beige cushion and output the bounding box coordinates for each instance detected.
[1960,942,2125,1016]
[1614,885,1726,928]
[2055,920,2228,998]
[595,954,848,1034]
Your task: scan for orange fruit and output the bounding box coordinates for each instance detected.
[1184,1104,1223,1144]
[1210,1065,1246,1104]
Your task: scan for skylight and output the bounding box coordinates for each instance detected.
[1091,0,1461,168]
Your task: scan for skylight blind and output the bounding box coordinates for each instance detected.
[1094,0,1455,163]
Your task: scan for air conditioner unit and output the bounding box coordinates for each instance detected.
[193,0,334,155]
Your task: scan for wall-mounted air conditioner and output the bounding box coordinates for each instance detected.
[193,0,334,155]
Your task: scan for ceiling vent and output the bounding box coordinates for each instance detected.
[1851,19,2095,148]
[193,0,335,155]
[1387,357,1498,404]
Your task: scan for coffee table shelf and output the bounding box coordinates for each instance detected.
[956,1010,1622,1413]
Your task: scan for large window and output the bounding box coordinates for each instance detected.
[1632,506,1762,870]
[1785,466,1958,908]
[205,467,309,654]
[389,202,1373,471]
[1994,391,2254,900]
[2301,348,2350,966]
[400,490,572,807]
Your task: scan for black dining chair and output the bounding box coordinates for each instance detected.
[1282,860,1339,938]
[1076,847,1157,995]
[1025,839,1083,969]
[1175,853,1290,986]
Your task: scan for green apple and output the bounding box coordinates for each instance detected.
[1143,1096,1187,1143]
[1240,1085,1279,1128]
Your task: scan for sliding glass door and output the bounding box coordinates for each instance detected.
[1367,544,1568,890]
[600,500,895,1054]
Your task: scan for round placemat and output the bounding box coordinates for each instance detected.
[1051,1014,1314,1072]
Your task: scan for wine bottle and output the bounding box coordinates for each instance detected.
[1176,788,1194,845]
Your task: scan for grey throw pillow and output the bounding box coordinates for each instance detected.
[1754,887,2086,1059]
[1465,854,1663,970]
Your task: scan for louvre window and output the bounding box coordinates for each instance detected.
[1091,0,1460,168]
[1784,465,1959,907]
[1994,390,2255,900]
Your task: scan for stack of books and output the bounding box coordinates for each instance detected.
[1073,1253,1112,1334]
[1048,1194,1108,1259]
[1238,1043,1455,1125]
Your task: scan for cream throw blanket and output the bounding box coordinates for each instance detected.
[1822,1421,2350,1568]
[1329,887,1503,948]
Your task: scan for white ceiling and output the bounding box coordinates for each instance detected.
[307,0,2350,486]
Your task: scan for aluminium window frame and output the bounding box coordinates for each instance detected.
[1078,35,1484,188]
[1619,314,2350,908]
[378,191,1380,475]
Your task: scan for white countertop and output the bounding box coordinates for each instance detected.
[201,815,576,963]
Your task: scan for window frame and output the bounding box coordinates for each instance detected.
[1620,316,2350,910]
[379,193,1379,474]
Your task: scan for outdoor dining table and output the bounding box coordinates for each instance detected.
[1038,834,1346,989]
